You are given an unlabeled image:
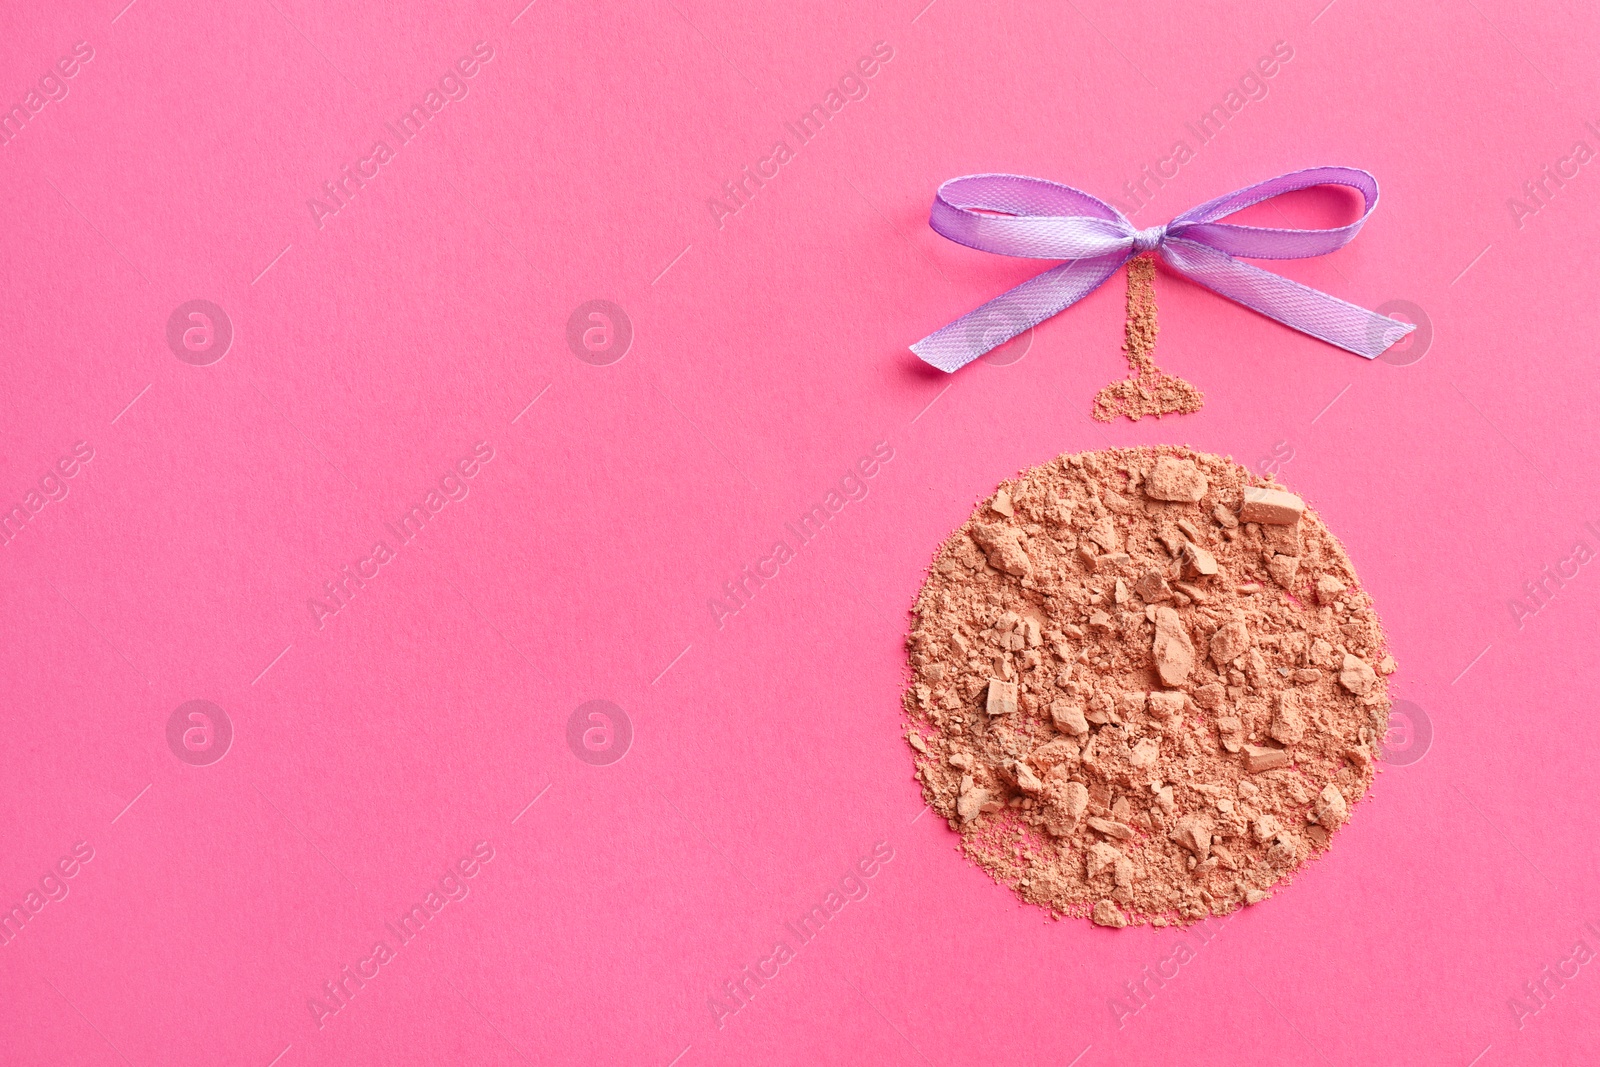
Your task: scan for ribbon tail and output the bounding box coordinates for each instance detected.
[910,252,1129,372]
[1158,238,1416,359]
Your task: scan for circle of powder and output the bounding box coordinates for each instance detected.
[902,446,1394,928]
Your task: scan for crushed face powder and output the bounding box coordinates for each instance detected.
[1093,257,1205,422]
[902,447,1394,927]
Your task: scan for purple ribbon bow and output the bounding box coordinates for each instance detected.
[910,166,1415,372]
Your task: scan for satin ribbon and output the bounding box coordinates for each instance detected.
[910,166,1415,372]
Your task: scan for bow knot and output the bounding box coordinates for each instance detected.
[1130,225,1166,254]
[910,167,1415,372]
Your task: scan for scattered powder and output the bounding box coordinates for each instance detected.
[901,447,1395,927]
[1092,257,1205,422]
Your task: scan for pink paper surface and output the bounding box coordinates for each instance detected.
[4,1,1599,1063]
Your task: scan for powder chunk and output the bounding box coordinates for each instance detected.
[1240,486,1305,525]
[1043,779,1089,837]
[1103,490,1134,514]
[1215,716,1243,753]
[1134,570,1172,603]
[1270,691,1306,745]
[1050,699,1089,736]
[1170,816,1213,859]
[1147,691,1186,720]
[1087,841,1123,878]
[971,523,1031,576]
[986,678,1019,716]
[1085,518,1121,553]
[1011,761,1044,795]
[1145,456,1209,502]
[1266,553,1300,588]
[1266,835,1299,868]
[1210,619,1250,666]
[1316,574,1348,605]
[1244,744,1292,773]
[1088,817,1137,841]
[1181,540,1219,577]
[1152,606,1196,686]
[1339,653,1378,696]
[1058,780,1089,820]
[1092,899,1129,928]
[957,778,993,822]
[1313,784,1349,828]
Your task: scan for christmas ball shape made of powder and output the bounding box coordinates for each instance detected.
[901,446,1393,928]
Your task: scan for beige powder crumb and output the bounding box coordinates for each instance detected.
[1092,257,1206,423]
[1092,899,1129,928]
[1244,744,1292,773]
[1241,486,1306,525]
[1152,606,1196,686]
[901,446,1392,927]
[1181,541,1220,577]
[1146,456,1209,502]
[1339,653,1379,696]
[972,522,1031,577]
[1270,692,1306,745]
[986,678,1019,716]
[1266,553,1300,588]
[1313,784,1349,828]
[1316,574,1348,605]
[1210,619,1250,666]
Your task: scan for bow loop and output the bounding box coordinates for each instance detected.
[927,174,1134,261]
[910,166,1414,373]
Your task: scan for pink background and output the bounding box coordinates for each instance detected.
[3,0,1599,1063]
